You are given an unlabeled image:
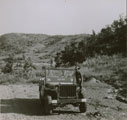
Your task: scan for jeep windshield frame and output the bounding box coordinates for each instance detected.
[45,68,76,84]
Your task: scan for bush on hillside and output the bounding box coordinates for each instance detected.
[2,54,14,73]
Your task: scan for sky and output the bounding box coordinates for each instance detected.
[0,0,126,35]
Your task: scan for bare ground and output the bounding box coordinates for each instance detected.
[0,81,127,120]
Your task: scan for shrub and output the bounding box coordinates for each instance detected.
[2,54,14,73]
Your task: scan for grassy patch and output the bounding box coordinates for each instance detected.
[0,74,25,84]
[81,54,127,97]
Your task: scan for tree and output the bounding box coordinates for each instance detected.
[55,16,127,67]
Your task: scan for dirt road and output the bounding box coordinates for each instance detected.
[0,81,127,120]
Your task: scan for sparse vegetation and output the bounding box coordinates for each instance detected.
[81,54,127,97]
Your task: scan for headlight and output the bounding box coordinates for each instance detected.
[40,77,45,81]
[47,78,51,81]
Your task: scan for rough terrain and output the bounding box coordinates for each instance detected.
[0,80,127,120]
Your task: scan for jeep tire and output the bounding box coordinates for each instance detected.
[44,95,53,115]
[78,90,87,113]
[79,102,87,113]
[39,86,45,115]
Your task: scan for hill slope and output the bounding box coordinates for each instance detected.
[0,33,89,63]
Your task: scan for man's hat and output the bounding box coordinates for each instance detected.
[75,66,80,70]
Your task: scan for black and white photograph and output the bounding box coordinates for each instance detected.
[0,0,127,120]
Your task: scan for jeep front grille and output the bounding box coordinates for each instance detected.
[59,85,76,98]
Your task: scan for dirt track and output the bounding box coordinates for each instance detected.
[0,81,127,120]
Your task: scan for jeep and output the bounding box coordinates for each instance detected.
[39,68,87,115]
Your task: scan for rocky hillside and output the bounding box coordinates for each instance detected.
[0,33,89,63]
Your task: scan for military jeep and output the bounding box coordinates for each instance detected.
[39,68,87,115]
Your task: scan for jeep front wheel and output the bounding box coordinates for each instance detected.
[45,95,53,115]
[79,102,87,113]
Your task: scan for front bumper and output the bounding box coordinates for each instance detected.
[51,98,87,105]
